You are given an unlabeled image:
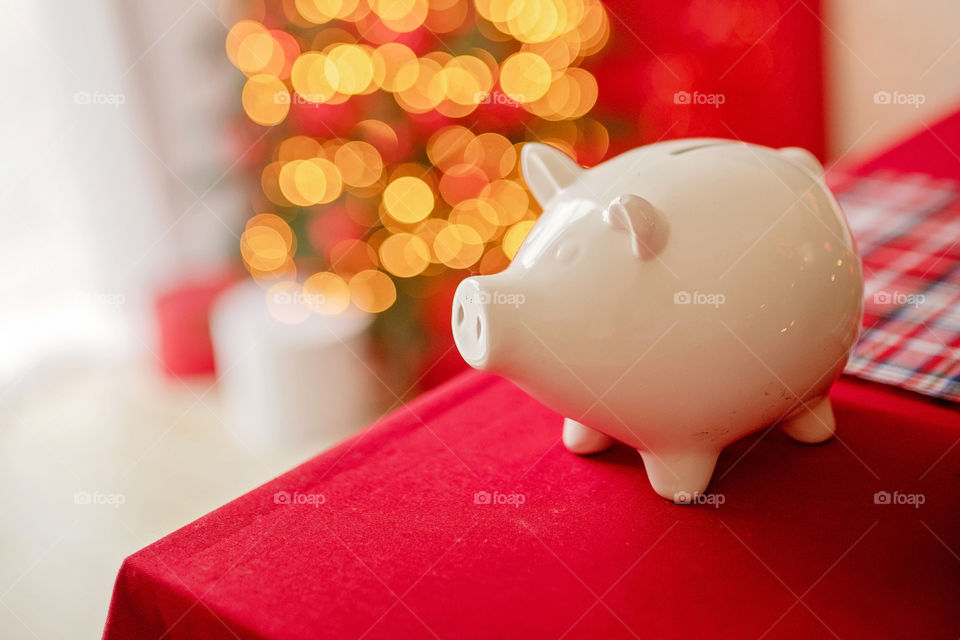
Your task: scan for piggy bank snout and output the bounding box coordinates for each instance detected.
[452,277,494,369]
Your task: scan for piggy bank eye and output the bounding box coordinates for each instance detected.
[555,241,580,264]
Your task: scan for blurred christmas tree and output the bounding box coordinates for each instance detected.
[227,0,616,390]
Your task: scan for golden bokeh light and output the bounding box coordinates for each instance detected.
[502,219,536,259]
[480,179,529,225]
[290,52,337,103]
[576,0,610,55]
[294,0,356,24]
[261,161,291,206]
[335,141,383,188]
[464,133,517,179]
[374,43,419,93]
[236,31,284,76]
[565,67,599,118]
[232,0,610,315]
[355,120,400,161]
[376,0,429,32]
[395,57,444,113]
[437,55,494,106]
[425,0,469,32]
[293,159,329,203]
[434,223,484,269]
[311,158,344,203]
[226,20,268,69]
[372,0,415,21]
[270,29,302,79]
[303,271,351,314]
[277,158,343,205]
[325,44,374,95]
[247,213,295,251]
[379,232,431,277]
[349,270,397,312]
[522,38,575,70]
[433,63,480,107]
[413,218,449,263]
[278,135,321,160]
[499,52,551,103]
[241,74,290,126]
[383,176,434,223]
[241,225,290,271]
[427,125,474,171]
[449,198,501,242]
[278,160,313,206]
[507,0,568,43]
[249,256,297,284]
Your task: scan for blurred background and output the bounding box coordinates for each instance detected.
[0,0,958,637]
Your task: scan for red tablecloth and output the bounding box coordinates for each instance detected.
[104,112,960,639]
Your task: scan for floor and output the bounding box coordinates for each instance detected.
[0,360,360,639]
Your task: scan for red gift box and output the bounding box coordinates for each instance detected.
[153,269,239,377]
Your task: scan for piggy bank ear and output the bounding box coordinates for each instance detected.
[521,143,581,206]
[603,195,669,261]
[779,146,823,177]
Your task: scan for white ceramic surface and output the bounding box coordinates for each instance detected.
[211,280,377,448]
[452,139,863,502]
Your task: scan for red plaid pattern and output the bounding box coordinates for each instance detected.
[827,170,960,402]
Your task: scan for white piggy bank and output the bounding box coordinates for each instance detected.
[451,139,863,502]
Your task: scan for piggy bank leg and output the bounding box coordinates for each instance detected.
[562,418,614,455]
[638,449,720,503]
[781,396,835,444]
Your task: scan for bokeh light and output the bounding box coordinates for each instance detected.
[349,270,397,312]
[241,225,290,271]
[326,44,374,94]
[383,176,434,223]
[241,74,289,125]
[379,233,431,277]
[335,141,383,188]
[374,43,419,93]
[434,224,484,269]
[499,52,551,102]
[502,219,536,259]
[290,52,337,103]
[231,0,611,319]
[303,271,351,314]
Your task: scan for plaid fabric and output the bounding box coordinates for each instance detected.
[827,170,960,402]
